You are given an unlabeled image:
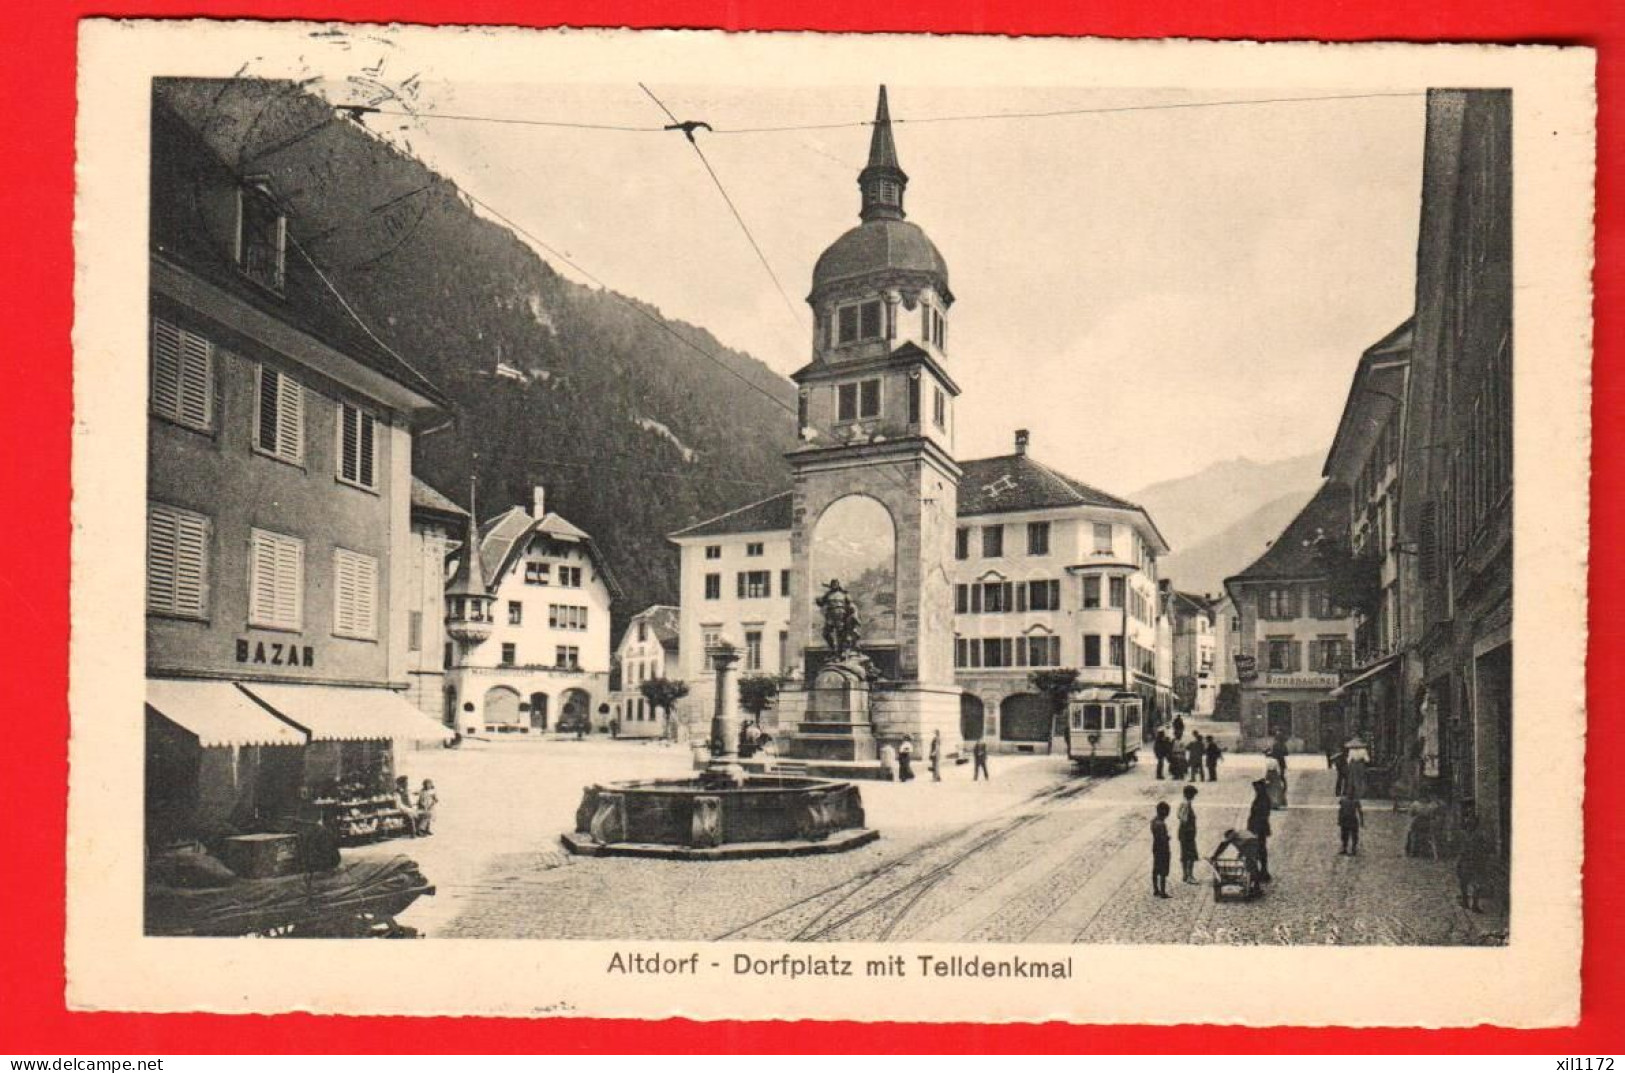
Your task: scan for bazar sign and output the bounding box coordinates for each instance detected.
[1234,654,1258,681]
[236,638,316,668]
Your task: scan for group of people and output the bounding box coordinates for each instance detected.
[894,731,991,783]
[1150,776,1278,899]
[1154,726,1223,782]
[393,776,438,837]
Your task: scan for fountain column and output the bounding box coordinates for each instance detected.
[702,639,746,788]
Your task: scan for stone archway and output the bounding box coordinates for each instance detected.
[811,493,898,643]
[999,693,1052,743]
[483,686,523,730]
[561,687,592,730]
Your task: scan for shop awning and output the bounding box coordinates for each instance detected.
[146,679,307,748]
[239,683,455,744]
[1330,654,1402,698]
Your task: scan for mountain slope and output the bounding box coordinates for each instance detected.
[1130,454,1325,595]
[158,78,798,633]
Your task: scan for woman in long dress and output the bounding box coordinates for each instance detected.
[1265,752,1288,809]
[1345,737,1372,798]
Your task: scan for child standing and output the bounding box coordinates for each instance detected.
[1151,801,1172,898]
[1337,792,1364,855]
[1177,785,1200,883]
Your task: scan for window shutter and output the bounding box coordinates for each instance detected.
[257,368,280,452]
[1419,501,1439,583]
[152,318,182,420]
[359,410,376,486]
[278,376,303,461]
[340,405,359,483]
[736,573,746,599]
[1016,583,1028,613]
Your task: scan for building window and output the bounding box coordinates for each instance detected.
[738,570,771,599]
[248,528,303,631]
[705,544,722,560]
[508,601,523,626]
[908,374,921,425]
[954,584,968,614]
[933,386,947,430]
[702,628,722,670]
[555,645,580,669]
[779,630,790,673]
[1082,576,1101,609]
[746,542,765,557]
[332,548,379,640]
[336,402,379,490]
[1109,635,1125,667]
[525,561,550,585]
[236,182,286,291]
[1027,521,1051,556]
[1083,635,1102,667]
[955,527,970,560]
[837,378,882,422]
[1024,579,1060,611]
[408,610,423,652]
[1109,576,1126,609]
[837,299,884,345]
[982,525,1004,558]
[1093,523,1114,554]
[549,604,588,630]
[1025,634,1061,667]
[780,569,791,597]
[744,630,763,671]
[150,317,214,432]
[704,573,721,600]
[499,642,516,666]
[559,566,583,587]
[1266,638,1300,673]
[146,502,210,619]
[1261,587,1299,620]
[254,365,305,465]
[979,638,1014,668]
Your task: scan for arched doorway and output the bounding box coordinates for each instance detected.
[529,692,550,731]
[561,688,591,731]
[959,693,985,741]
[811,494,898,642]
[442,685,458,729]
[483,686,522,732]
[1000,693,1051,743]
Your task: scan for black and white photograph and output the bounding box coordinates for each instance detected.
[68,23,1591,1025]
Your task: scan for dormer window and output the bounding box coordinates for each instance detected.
[237,180,286,292]
[837,300,884,345]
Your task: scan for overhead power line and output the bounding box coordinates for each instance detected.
[638,82,806,332]
[370,90,1426,137]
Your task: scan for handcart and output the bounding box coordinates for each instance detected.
[1209,854,1264,903]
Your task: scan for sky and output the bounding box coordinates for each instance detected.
[342,81,1427,493]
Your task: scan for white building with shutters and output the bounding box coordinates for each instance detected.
[143,80,452,852]
[443,486,622,738]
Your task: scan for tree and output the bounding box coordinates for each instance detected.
[1030,668,1081,746]
[737,675,780,721]
[640,677,690,741]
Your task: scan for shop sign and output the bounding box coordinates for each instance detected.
[1234,653,1258,682]
[1263,672,1338,689]
[236,638,316,668]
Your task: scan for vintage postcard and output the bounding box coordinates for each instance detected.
[68,21,1593,1025]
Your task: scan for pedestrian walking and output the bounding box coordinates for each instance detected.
[1186,734,1204,783]
[1177,784,1200,883]
[1329,743,1349,797]
[1205,735,1223,781]
[1247,778,1274,882]
[1150,801,1172,898]
[1265,751,1288,809]
[1345,737,1371,798]
[1456,806,1494,913]
[972,739,990,781]
[1153,728,1171,780]
[897,735,915,782]
[1337,792,1363,855]
[929,729,942,782]
[1172,713,1186,742]
[415,779,438,837]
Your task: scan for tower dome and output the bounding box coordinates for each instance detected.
[808,86,952,306]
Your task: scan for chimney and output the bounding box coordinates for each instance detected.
[1014,429,1030,456]
[532,485,547,519]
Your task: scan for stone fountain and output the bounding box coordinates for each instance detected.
[561,631,877,860]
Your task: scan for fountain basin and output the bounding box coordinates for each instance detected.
[561,776,877,860]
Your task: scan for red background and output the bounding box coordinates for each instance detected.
[2,0,1617,1053]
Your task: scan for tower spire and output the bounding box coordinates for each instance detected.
[858,85,908,222]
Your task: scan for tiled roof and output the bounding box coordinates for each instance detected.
[150,82,445,409]
[451,504,623,601]
[626,605,681,650]
[1226,481,1351,583]
[957,453,1141,518]
[411,477,467,518]
[670,492,795,539]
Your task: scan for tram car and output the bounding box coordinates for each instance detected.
[1066,688,1143,774]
